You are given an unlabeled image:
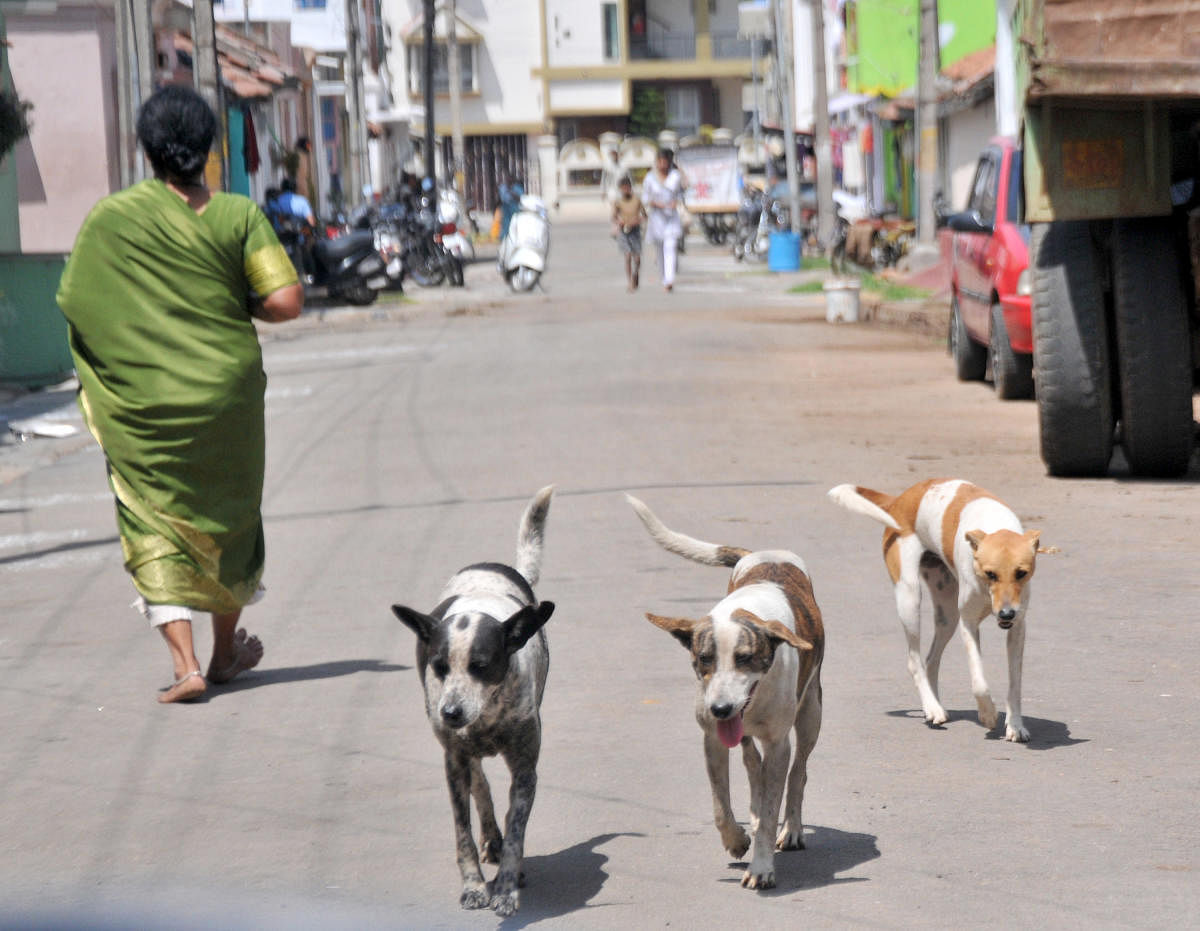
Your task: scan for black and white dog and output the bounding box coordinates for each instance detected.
[392,486,555,917]
[627,494,824,891]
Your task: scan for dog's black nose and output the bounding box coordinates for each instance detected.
[997,608,1017,622]
[710,702,734,720]
[441,703,466,727]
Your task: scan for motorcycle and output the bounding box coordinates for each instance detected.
[437,188,476,262]
[498,194,550,292]
[276,216,400,306]
[733,186,788,262]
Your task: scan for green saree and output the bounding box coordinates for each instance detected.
[57,179,297,614]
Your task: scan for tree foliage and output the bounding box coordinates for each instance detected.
[628,85,665,139]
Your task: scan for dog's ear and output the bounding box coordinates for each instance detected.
[503,601,555,653]
[758,618,814,652]
[1023,529,1052,555]
[646,612,696,649]
[392,604,437,643]
[964,529,987,552]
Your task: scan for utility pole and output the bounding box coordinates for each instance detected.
[113,0,135,187]
[344,0,367,203]
[809,0,835,250]
[446,0,464,195]
[772,0,802,236]
[916,0,939,244]
[422,0,436,188]
[193,0,226,190]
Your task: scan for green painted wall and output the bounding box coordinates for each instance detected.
[847,0,996,97]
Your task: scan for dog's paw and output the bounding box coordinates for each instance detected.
[480,832,502,864]
[776,824,805,851]
[490,889,520,917]
[459,883,490,910]
[977,695,998,730]
[741,865,776,890]
[722,826,751,860]
[924,705,949,727]
[1005,720,1030,742]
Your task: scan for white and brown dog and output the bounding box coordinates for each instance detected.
[627,494,824,890]
[392,486,555,917]
[828,478,1047,742]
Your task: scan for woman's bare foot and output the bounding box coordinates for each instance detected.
[159,670,206,703]
[207,628,263,684]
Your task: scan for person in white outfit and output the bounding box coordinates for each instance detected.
[642,148,687,292]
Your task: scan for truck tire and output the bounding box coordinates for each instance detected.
[1031,221,1114,476]
[990,302,1034,400]
[1111,217,1195,477]
[951,292,987,381]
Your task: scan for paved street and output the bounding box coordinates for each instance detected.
[2,215,1198,929]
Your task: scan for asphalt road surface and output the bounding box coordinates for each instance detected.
[2,216,1197,929]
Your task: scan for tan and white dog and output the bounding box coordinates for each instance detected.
[828,478,1045,742]
[627,494,824,890]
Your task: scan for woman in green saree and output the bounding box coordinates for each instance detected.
[57,86,303,702]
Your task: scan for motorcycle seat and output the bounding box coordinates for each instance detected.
[314,230,375,264]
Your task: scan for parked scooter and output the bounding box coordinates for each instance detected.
[279,219,399,306]
[437,188,476,262]
[498,194,550,292]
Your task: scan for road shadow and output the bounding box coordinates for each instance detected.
[885,708,1087,749]
[0,535,119,566]
[498,832,640,928]
[719,823,880,894]
[212,658,408,695]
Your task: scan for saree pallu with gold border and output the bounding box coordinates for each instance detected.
[57,179,297,613]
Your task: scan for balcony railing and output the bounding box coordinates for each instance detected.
[629,26,696,60]
[712,30,751,59]
[627,28,752,61]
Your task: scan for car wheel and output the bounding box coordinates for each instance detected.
[1111,217,1194,476]
[990,302,1034,400]
[340,281,378,306]
[951,292,987,381]
[1031,221,1114,477]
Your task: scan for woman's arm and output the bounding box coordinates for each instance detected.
[253,283,304,323]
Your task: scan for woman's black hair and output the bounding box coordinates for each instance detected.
[136,85,217,182]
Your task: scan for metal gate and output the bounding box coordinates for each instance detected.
[442,134,529,212]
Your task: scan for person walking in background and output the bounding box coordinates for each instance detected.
[611,174,646,292]
[642,147,687,292]
[601,148,623,205]
[291,135,315,207]
[56,86,303,704]
[499,173,525,241]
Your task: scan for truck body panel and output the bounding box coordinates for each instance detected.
[1016,0,1200,222]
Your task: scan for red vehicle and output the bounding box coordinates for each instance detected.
[941,138,1033,399]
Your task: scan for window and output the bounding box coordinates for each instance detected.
[602,3,619,61]
[408,42,476,95]
[665,86,701,137]
[294,0,326,8]
[967,153,998,225]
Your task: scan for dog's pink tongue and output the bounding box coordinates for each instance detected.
[716,713,744,748]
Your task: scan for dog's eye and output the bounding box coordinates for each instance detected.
[1015,569,1028,580]
[734,653,754,668]
[985,570,999,582]
[697,651,715,666]
[431,660,449,678]
[468,660,489,676]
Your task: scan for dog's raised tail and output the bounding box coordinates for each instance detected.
[624,494,750,567]
[827,484,902,531]
[515,485,555,587]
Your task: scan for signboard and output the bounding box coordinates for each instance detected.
[674,145,741,213]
